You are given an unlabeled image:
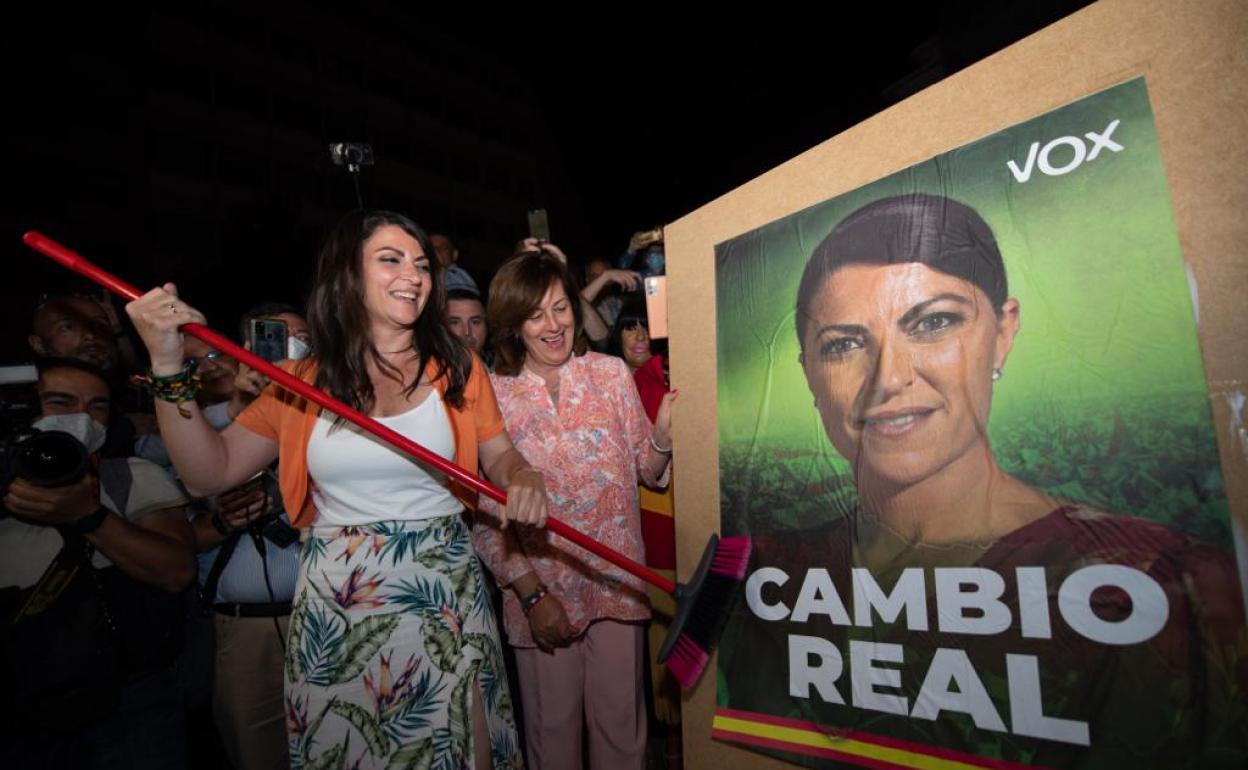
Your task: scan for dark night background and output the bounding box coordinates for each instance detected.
[1,2,1091,364]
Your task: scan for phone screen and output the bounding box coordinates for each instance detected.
[644,276,668,340]
[248,319,288,363]
[527,209,550,242]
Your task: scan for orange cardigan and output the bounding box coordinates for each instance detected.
[234,355,505,528]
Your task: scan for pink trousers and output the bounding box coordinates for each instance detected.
[513,620,647,770]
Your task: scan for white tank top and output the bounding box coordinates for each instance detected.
[306,389,463,525]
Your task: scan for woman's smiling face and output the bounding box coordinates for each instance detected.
[360,224,433,332]
[520,280,576,373]
[620,321,652,369]
[800,262,1019,489]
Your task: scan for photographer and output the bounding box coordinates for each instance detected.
[185,304,306,770]
[29,291,149,459]
[0,358,194,769]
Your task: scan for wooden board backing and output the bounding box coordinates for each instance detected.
[662,1,1248,766]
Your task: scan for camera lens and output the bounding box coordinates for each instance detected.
[13,431,90,487]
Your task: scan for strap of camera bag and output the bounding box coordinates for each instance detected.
[200,530,241,609]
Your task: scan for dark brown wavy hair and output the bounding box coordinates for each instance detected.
[487,251,588,377]
[306,210,470,415]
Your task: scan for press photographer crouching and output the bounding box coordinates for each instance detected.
[0,358,195,769]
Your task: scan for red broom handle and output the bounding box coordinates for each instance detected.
[23,230,678,595]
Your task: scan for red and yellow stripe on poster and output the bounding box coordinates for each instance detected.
[712,708,1048,770]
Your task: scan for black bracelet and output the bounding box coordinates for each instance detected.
[73,506,112,535]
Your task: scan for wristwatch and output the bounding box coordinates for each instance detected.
[73,506,112,535]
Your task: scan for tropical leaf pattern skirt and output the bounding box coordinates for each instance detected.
[285,515,522,770]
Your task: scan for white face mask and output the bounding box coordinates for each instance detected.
[287,336,312,361]
[33,412,108,455]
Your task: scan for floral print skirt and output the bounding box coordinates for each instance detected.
[285,515,522,770]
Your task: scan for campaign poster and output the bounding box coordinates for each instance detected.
[712,78,1248,770]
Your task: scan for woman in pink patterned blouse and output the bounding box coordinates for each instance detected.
[473,246,675,770]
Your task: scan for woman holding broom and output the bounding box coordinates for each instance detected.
[473,244,675,770]
[126,210,544,769]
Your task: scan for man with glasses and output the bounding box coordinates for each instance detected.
[182,336,241,410]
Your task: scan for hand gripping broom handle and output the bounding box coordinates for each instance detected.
[24,230,678,594]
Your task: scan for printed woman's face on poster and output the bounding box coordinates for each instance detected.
[797,261,1019,491]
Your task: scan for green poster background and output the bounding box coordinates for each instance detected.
[715,77,1229,549]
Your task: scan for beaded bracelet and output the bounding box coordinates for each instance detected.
[519,584,550,616]
[132,362,201,418]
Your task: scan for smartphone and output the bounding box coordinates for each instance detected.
[247,318,288,363]
[527,209,550,242]
[644,276,668,340]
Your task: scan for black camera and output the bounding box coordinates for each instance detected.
[253,513,300,549]
[328,142,374,171]
[0,426,91,502]
[237,471,300,549]
[0,366,91,496]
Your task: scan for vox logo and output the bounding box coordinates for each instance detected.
[1007,119,1123,183]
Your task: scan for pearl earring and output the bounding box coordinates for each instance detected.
[991,368,1002,382]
